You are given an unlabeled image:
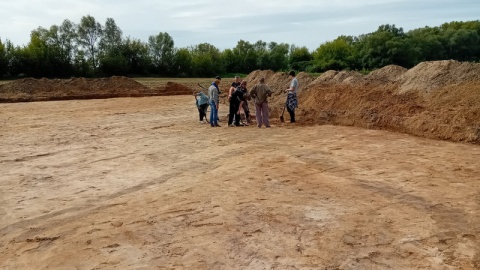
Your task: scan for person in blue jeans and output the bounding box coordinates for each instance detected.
[208,76,222,127]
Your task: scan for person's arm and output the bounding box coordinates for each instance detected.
[228,87,235,99]
[266,87,272,97]
[249,86,257,98]
[286,79,297,93]
[214,90,219,109]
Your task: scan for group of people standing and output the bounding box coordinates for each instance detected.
[195,71,299,127]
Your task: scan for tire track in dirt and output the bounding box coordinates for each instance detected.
[1,96,479,269]
[0,146,247,241]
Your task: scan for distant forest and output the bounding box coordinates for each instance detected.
[0,15,479,78]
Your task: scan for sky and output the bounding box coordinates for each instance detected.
[0,0,478,51]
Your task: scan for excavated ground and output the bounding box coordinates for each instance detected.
[1,60,479,269]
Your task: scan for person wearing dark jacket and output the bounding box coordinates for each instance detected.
[228,81,247,127]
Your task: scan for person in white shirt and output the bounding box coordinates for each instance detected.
[285,71,299,123]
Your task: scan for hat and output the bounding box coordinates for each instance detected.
[215,76,221,80]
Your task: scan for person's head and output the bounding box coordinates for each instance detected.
[234,76,240,82]
[215,76,222,84]
[240,80,247,88]
[259,77,265,83]
[288,71,296,78]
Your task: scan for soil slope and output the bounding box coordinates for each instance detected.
[244,60,480,144]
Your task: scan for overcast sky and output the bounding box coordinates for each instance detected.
[0,0,478,50]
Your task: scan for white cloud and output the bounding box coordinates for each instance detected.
[0,0,478,49]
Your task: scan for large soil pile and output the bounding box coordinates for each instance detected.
[397,60,480,94]
[244,60,480,144]
[244,70,316,115]
[0,77,198,102]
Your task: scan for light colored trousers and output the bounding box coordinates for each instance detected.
[255,102,270,127]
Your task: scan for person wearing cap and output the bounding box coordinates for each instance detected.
[285,71,299,123]
[208,76,222,127]
[228,80,248,127]
[250,77,272,128]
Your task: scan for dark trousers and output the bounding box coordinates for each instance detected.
[198,104,208,121]
[228,102,241,126]
[242,101,251,123]
[287,107,295,123]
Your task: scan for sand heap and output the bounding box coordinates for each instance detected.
[241,60,480,144]
[0,77,147,102]
[365,65,407,85]
[396,60,480,94]
[244,70,316,115]
[299,60,480,144]
[0,77,198,102]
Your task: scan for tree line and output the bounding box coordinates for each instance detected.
[0,15,478,78]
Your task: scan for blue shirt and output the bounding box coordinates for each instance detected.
[196,92,209,106]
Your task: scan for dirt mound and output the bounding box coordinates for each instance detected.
[236,61,480,144]
[155,82,195,96]
[0,77,198,102]
[0,76,150,102]
[397,60,480,94]
[243,71,316,115]
[311,70,339,85]
[366,65,407,84]
[296,61,480,144]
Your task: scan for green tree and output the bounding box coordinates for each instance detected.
[98,18,127,76]
[99,18,122,52]
[18,28,50,77]
[253,40,269,70]
[443,28,479,61]
[221,48,236,73]
[409,27,446,62]
[355,25,419,69]
[267,42,290,71]
[173,48,193,77]
[121,37,151,76]
[148,32,175,75]
[190,43,223,77]
[232,40,258,73]
[313,36,355,71]
[4,40,20,77]
[73,50,93,77]
[289,45,313,71]
[77,15,103,70]
[58,19,77,63]
[0,39,7,77]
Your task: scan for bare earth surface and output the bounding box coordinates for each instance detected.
[1,96,479,269]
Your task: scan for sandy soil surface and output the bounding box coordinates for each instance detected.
[1,96,479,269]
